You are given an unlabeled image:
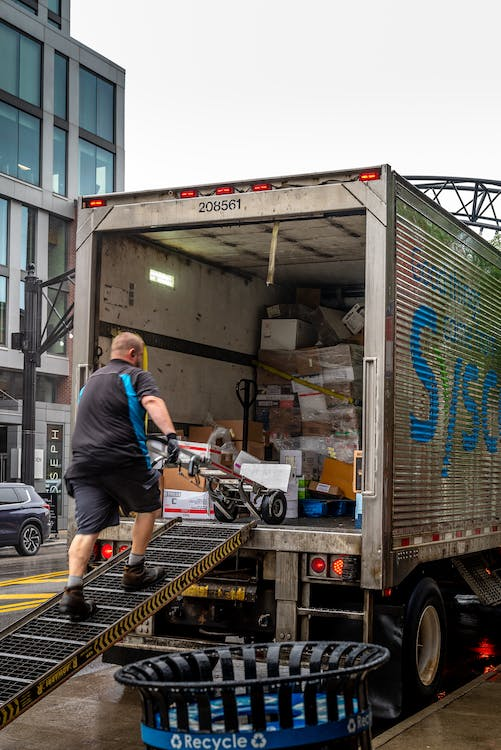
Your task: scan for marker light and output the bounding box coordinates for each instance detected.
[252,183,272,192]
[310,556,327,574]
[359,170,380,182]
[215,186,234,195]
[100,542,114,560]
[118,544,129,554]
[82,197,107,208]
[331,557,345,578]
[180,189,199,199]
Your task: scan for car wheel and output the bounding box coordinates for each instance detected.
[15,523,43,556]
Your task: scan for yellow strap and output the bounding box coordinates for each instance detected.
[252,358,357,404]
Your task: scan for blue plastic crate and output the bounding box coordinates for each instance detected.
[300,499,329,517]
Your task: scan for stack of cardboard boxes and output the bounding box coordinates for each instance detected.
[254,294,364,516]
[162,293,364,521]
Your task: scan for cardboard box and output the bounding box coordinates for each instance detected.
[279,449,303,478]
[307,481,341,498]
[163,467,205,493]
[295,288,321,308]
[266,303,316,322]
[319,457,355,500]
[268,407,302,437]
[217,420,265,444]
[234,441,266,460]
[260,319,317,350]
[163,490,213,519]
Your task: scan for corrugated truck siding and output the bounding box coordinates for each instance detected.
[392,198,501,543]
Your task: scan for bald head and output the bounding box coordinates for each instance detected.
[111,332,144,367]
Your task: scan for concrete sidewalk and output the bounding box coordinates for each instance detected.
[2,657,501,749]
[0,661,143,749]
[374,665,501,749]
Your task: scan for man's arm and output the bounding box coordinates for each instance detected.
[141,394,176,435]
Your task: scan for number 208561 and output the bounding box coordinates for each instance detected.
[198,198,241,213]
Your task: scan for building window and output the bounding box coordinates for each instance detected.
[53,127,66,195]
[0,199,7,266]
[79,139,114,195]
[48,216,67,279]
[11,0,38,14]
[0,276,6,346]
[47,0,61,28]
[79,68,114,143]
[20,205,36,270]
[0,21,41,107]
[54,53,67,120]
[0,101,40,185]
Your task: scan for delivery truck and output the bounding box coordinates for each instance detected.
[71,164,501,716]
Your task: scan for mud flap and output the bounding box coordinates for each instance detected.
[368,604,404,719]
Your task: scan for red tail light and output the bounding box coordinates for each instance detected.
[215,186,234,195]
[82,197,107,208]
[359,170,380,182]
[252,183,272,192]
[100,542,114,560]
[310,556,327,574]
[118,544,129,554]
[180,189,198,199]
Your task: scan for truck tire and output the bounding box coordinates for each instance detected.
[402,577,446,705]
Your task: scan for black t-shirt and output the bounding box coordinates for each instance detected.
[65,359,161,477]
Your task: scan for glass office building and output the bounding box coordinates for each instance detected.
[0,0,125,528]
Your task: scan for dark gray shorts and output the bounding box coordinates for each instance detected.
[67,467,161,535]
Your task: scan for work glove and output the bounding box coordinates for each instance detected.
[165,433,180,463]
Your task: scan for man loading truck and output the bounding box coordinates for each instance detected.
[60,331,180,621]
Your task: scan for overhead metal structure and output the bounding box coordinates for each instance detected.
[406,175,501,233]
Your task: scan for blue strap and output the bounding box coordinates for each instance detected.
[119,373,151,468]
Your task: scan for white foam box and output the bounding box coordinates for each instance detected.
[260,319,317,350]
[163,490,214,520]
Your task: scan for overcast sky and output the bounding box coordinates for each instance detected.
[71,1,501,193]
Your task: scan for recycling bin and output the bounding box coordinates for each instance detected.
[115,640,390,749]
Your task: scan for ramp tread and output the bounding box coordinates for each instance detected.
[0,520,254,729]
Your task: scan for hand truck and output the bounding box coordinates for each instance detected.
[147,436,291,525]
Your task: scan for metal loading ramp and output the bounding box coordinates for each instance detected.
[0,519,255,731]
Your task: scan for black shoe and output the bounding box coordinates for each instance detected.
[60,586,97,622]
[122,561,165,591]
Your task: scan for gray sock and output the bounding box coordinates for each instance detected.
[67,575,83,589]
[128,553,145,567]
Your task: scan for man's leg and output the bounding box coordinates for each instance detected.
[122,509,164,591]
[68,531,100,577]
[131,509,161,555]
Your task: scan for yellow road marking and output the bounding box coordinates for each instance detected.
[0,570,68,613]
[0,600,49,613]
[0,570,68,587]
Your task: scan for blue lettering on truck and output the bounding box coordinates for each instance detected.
[409,247,499,477]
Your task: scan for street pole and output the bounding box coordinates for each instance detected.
[21,265,42,486]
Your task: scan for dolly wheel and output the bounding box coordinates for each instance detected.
[260,490,287,525]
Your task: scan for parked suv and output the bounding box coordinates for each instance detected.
[0,483,51,556]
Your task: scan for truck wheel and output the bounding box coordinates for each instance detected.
[402,577,446,705]
[260,490,287,525]
[15,522,42,556]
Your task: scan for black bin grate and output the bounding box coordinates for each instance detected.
[115,641,390,749]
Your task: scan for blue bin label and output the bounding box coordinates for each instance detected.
[141,709,371,749]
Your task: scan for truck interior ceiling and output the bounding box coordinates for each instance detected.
[137,211,367,291]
